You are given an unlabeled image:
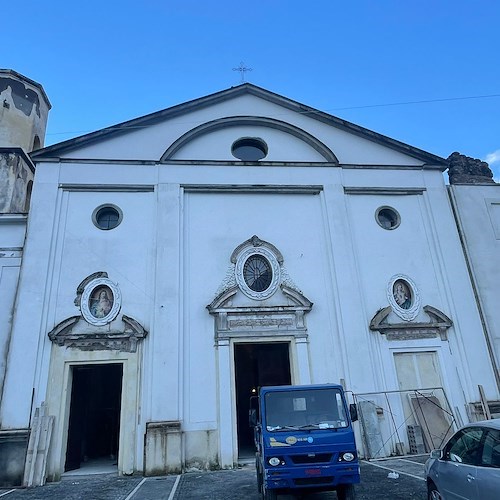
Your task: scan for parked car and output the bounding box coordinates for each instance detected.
[425,419,500,499]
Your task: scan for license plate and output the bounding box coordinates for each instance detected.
[305,468,321,475]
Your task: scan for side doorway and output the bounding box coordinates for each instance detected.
[65,364,123,472]
[234,342,291,458]
[394,351,453,451]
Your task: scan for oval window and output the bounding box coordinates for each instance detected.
[243,254,272,292]
[231,137,268,161]
[93,205,122,230]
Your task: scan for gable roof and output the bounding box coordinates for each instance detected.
[31,83,447,166]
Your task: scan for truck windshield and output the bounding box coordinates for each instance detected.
[264,388,349,431]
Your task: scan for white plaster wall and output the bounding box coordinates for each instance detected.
[182,191,337,429]
[0,255,21,397]
[344,179,499,405]
[171,125,327,161]
[0,165,60,427]
[0,216,27,247]
[449,184,500,371]
[180,189,347,464]
[0,217,25,423]
[51,189,155,326]
[59,94,424,166]
[0,163,156,429]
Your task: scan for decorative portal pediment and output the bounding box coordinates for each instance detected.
[207,284,312,342]
[208,235,313,344]
[48,314,147,353]
[369,305,452,341]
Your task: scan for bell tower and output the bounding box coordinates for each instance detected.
[0,71,50,486]
[0,69,51,213]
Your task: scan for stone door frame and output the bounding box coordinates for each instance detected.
[44,347,140,480]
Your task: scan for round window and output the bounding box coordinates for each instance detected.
[93,205,122,230]
[243,254,273,292]
[231,137,268,161]
[376,207,400,230]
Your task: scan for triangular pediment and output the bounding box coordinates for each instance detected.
[31,84,446,168]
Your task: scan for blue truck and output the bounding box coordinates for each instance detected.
[250,384,360,499]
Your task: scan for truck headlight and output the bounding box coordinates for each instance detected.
[268,457,281,466]
[340,452,355,462]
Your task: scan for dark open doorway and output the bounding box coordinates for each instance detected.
[234,343,291,458]
[65,364,123,472]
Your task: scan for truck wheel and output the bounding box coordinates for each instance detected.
[256,466,263,493]
[262,487,278,500]
[337,483,355,500]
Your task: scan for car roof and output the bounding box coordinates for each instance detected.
[461,419,500,431]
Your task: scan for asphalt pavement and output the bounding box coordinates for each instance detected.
[0,456,428,499]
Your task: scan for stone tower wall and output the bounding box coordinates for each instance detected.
[0,69,51,152]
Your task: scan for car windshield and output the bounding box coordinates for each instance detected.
[264,388,348,431]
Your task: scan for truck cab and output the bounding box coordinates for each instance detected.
[250,384,360,499]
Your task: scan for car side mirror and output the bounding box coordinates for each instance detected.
[430,449,442,460]
[349,404,358,422]
[249,409,258,427]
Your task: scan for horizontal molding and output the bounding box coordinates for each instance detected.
[344,186,426,195]
[0,214,28,224]
[59,184,155,192]
[182,184,323,194]
[33,157,444,170]
[0,248,23,258]
[341,163,442,171]
[35,157,159,165]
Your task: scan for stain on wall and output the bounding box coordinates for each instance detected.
[0,77,41,118]
[0,152,33,213]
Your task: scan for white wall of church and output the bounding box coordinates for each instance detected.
[345,186,496,408]
[449,184,500,373]
[0,165,156,429]
[3,155,498,472]
[0,217,25,397]
[57,94,423,166]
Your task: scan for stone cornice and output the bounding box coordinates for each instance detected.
[369,305,452,341]
[48,314,148,352]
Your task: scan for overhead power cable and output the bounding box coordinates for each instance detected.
[45,92,500,137]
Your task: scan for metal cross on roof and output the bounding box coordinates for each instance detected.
[232,61,252,83]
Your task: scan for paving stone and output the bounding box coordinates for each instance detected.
[0,473,142,500]
[0,461,427,499]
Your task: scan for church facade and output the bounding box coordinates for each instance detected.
[0,78,498,485]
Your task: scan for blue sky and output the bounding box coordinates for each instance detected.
[3,1,500,176]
